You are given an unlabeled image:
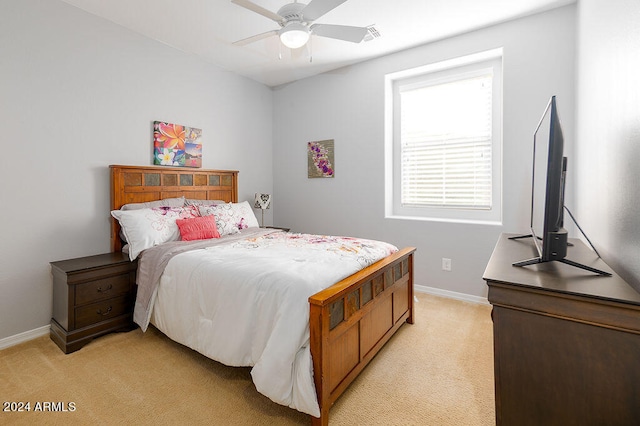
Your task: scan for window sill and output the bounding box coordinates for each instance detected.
[385,214,502,226]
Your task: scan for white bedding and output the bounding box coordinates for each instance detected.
[147,231,397,417]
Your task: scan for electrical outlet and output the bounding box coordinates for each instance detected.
[442,258,452,271]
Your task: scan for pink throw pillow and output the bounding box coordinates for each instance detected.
[176,215,221,241]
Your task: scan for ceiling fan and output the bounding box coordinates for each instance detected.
[231,0,370,49]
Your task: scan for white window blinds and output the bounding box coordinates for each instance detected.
[400,70,493,209]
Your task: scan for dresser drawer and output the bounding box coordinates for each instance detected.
[74,295,131,329]
[75,273,131,305]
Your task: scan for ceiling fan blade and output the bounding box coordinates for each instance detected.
[233,30,278,46]
[311,24,368,43]
[302,0,348,22]
[231,0,283,23]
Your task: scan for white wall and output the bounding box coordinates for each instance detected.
[575,0,640,290]
[0,0,273,340]
[273,6,576,298]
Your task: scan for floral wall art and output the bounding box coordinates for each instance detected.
[307,139,334,178]
[153,121,202,168]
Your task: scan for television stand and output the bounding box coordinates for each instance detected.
[512,255,611,276]
[484,233,640,425]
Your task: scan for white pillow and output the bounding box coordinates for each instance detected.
[198,201,259,236]
[111,206,197,260]
[120,196,185,211]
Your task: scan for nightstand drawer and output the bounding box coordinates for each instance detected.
[75,295,131,329]
[75,273,131,305]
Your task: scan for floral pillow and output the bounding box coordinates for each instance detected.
[184,199,226,207]
[198,201,259,236]
[111,206,199,260]
[120,196,185,211]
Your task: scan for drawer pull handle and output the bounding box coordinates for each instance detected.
[97,284,113,293]
[97,306,112,316]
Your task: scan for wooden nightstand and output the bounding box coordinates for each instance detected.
[264,226,291,232]
[50,252,137,354]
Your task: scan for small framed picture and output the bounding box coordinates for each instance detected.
[308,139,334,178]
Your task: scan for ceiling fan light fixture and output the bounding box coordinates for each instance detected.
[279,22,310,49]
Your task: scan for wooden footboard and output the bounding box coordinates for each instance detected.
[309,247,416,426]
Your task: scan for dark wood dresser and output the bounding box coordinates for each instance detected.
[50,252,137,354]
[484,233,640,426]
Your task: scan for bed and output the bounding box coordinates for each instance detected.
[110,164,415,426]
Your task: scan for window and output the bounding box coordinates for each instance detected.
[385,49,503,224]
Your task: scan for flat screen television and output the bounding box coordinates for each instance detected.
[511,96,609,275]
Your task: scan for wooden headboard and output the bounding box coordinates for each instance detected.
[110,164,239,252]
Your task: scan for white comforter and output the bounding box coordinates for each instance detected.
[147,231,397,417]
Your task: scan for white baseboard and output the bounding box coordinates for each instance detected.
[415,284,489,305]
[0,325,50,351]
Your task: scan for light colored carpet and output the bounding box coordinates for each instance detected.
[0,294,495,425]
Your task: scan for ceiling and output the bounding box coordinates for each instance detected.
[60,0,575,87]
